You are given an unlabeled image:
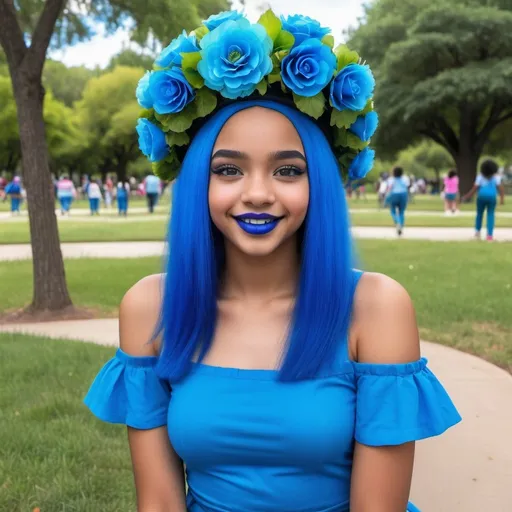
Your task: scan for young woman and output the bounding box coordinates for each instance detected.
[84,11,460,512]
[443,169,459,215]
[386,166,410,236]
[463,159,505,241]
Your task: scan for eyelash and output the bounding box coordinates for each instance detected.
[211,165,306,177]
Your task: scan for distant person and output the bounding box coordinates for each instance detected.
[56,175,76,215]
[4,176,22,215]
[144,174,161,213]
[81,175,90,199]
[104,176,114,209]
[387,166,410,236]
[378,175,388,208]
[463,159,505,241]
[116,180,130,216]
[87,179,103,215]
[443,169,459,215]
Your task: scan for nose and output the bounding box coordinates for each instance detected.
[241,173,275,207]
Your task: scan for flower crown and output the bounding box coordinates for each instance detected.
[135,9,378,182]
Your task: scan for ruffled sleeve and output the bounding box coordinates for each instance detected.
[353,357,461,446]
[84,348,171,430]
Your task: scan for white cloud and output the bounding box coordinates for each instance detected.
[49,1,366,68]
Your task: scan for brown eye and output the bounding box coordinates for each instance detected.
[274,166,305,177]
[211,166,243,177]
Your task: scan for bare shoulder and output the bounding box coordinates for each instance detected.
[119,273,165,356]
[351,271,420,364]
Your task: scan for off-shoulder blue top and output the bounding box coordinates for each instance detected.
[84,271,461,512]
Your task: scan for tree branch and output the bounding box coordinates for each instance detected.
[434,116,459,154]
[0,0,27,70]
[27,0,66,77]
[475,101,505,154]
[420,128,457,160]
[495,110,512,125]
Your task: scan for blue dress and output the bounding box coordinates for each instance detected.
[84,273,461,512]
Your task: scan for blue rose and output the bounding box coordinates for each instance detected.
[281,14,331,47]
[349,111,379,141]
[148,68,195,115]
[348,147,375,180]
[330,63,375,111]
[203,10,244,31]
[136,71,153,109]
[136,119,169,162]
[197,18,273,100]
[281,39,336,97]
[155,30,198,68]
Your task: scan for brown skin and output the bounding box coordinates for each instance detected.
[463,181,505,205]
[119,107,419,511]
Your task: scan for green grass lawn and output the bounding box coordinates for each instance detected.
[1,240,510,371]
[0,334,135,511]
[1,210,511,245]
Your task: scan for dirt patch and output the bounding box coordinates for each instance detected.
[0,305,108,325]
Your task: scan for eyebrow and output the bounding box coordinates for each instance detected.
[211,149,306,162]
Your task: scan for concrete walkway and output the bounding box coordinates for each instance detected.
[1,318,511,511]
[1,227,511,262]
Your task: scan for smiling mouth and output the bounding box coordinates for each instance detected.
[233,214,284,225]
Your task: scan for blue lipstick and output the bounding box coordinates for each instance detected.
[233,213,283,236]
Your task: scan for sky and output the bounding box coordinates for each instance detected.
[50,0,367,69]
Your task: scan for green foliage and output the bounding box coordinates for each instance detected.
[333,44,360,72]
[181,52,204,88]
[107,49,155,71]
[255,79,268,96]
[274,30,295,52]
[258,9,282,41]
[330,108,360,129]
[293,92,326,120]
[151,149,181,180]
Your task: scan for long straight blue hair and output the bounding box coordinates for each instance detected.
[155,100,356,382]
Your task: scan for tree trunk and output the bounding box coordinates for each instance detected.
[12,73,72,311]
[455,145,479,197]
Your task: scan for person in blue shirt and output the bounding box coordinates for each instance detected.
[116,180,130,216]
[4,176,22,214]
[462,159,505,241]
[386,166,410,236]
[144,174,161,213]
[84,14,460,512]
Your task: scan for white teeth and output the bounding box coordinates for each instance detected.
[241,218,273,225]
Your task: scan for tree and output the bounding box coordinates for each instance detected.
[348,0,512,193]
[106,49,155,71]
[43,59,99,107]
[0,0,229,314]
[76,66,144,182]
[396,141,454,181]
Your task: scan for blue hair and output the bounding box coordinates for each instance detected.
[156,100,356,382]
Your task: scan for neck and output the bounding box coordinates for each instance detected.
[220,236,300,302]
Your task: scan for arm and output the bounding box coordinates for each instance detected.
[498,183,505,205]
[120,275,187,512]
[462,184,478,202]
[349,274,420,512]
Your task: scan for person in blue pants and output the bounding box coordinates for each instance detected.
[463,159,505,241]
[116,180,130,216]
[4,176,22,215]
[386,166,410,236]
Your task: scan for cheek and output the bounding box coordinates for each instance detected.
[208,180,237,221]
[280,181,309,220]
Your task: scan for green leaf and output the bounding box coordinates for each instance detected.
[258,9,282,41]
[330,108,360,129]
[345,132,369,151]
[268,72,281,85]
[255,79,268,96]
[194,88,217,118]
[181,51,202,71]
[165,131,190,147]
[183,68,204,89]
[293,92,326,119]
[139,108,155,121]
[152,150,181,181]
[333,44,360,72]
[361,99,374,115]
[192,25,209,42]
[155,103,196,133]
[274,30,295,52]
[321,34,335,49]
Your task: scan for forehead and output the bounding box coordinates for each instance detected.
[213,107,304,154]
